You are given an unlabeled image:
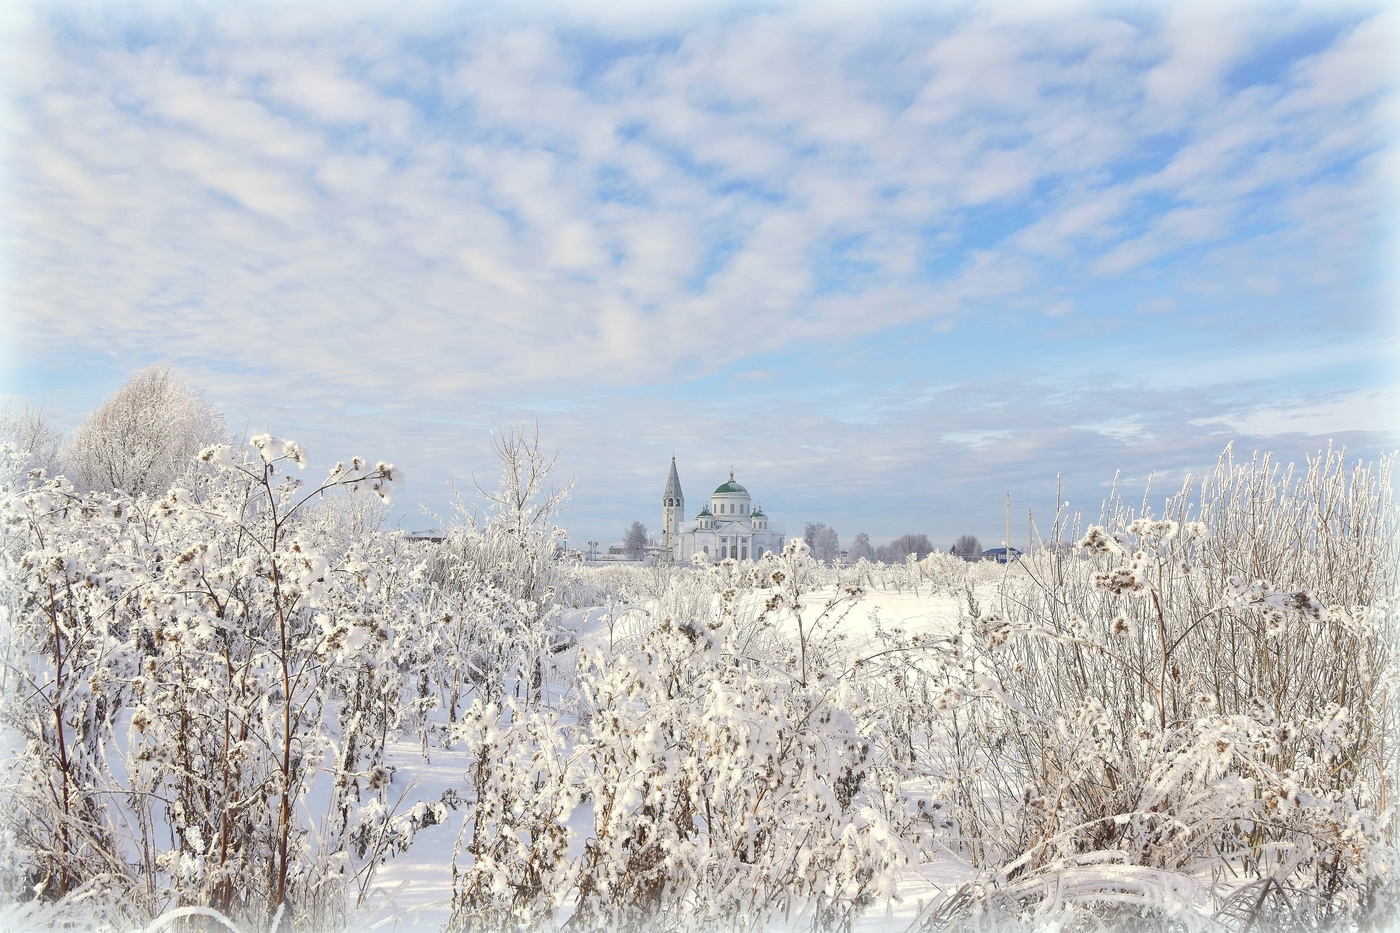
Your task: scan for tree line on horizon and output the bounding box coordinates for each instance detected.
[614,520,989,565]
[810,526,986,564]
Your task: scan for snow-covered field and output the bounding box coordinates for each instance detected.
[2,439,1396,932]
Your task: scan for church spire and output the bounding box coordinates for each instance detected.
[664,456,684,501]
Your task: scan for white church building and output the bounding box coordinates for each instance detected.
[660,457,787,562]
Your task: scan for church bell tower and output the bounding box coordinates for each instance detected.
[662,456,684,561]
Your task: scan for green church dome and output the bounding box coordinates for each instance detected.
[713,468,748,495]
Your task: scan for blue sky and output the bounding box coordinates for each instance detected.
[2,0,1396,551]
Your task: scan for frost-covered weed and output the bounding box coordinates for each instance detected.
[900,446,1399,930]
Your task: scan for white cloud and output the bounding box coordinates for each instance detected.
[1284,12,1398,112]
[1143,6,1246,119]
[3,3,1394,543]
[1204,388,1400,437]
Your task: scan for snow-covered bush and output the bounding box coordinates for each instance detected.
[0,469,140,911]
[417,428,576,749]
[446,696,577,932]
[0,436,417,930]
[834,550,990,597]
[446,540,903,933]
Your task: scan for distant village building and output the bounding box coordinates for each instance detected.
[660,457,786,562]
[981,546,1023,563]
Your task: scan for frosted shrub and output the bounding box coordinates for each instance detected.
[0,436,418,930]
[907,446,1398,930]
[1,471,140,908]
[446,540,903,933]
[421,524,566,728]
[569,618,894,931]
[8,425,1393,933]
[419,428,575,742]
[835,551,981,597]
[448,698,576,932]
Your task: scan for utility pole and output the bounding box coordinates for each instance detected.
[1006,491,1012,563]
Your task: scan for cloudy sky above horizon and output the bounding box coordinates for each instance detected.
[2,0,1397,550]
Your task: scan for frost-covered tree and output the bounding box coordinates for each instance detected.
[299,480,392,547]
[950,533,982,560]
[0,402,63,480]
[623,520,647,559]
[63,363,225,495]
[846,531,874,562]
[876,532,932,562]
[474,424,568,540]
[803,521,840,562]
[421,425,574,733]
